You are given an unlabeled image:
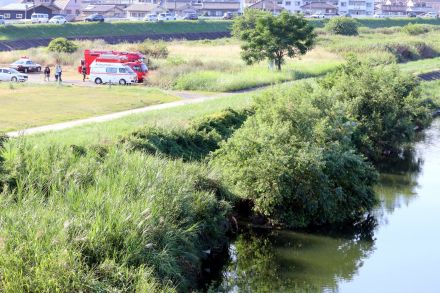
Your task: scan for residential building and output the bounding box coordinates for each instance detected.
[0,2,57,19]
[301,1,338,14]
[376,0,434,16]
[246,0,284,13]
[82,3,125,17]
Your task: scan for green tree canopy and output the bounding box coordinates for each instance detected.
[232,10,316,70]
[48,37,78,53]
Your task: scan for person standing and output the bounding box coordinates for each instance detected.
[43,66,50,82]
[55,64,62,83]
[81,65,87,82]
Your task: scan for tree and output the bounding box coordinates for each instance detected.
[232,10,316,70]
[47,37,78,53]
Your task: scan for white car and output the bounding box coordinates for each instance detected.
[157,12,176,21]
[419,12,438,18]
[143,13,158,22]
[31,13,49,23]
[0,15,5,25]
[310,13,326,19]
[0,68,28,82]
[89,62,137,85]
[49,15,67,24]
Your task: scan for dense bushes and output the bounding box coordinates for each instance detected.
[402,23,430,35]
[121,108,253,161]
[0,143,231,292]
[47,37,78,53]
[213,85,378,228]
[213,57,431,228]
[320,57,431,161]
[325,17,359,36]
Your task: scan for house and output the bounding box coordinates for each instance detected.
[199,1,240,16]
[53,0,83,18]
[124,2,162,18]
[82,3,125,17]
[300,1,338,14]
[0,2,57,19]
[246,0,284,13]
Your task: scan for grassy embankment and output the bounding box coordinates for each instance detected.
[0,83,179,132]
[1,67,439,292]
[0,20,231,41]
[2,18,440,41]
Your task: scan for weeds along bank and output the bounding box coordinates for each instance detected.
[0,60,435,291]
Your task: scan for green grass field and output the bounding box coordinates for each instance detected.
[0,83,179,132]
[0,20,231,41]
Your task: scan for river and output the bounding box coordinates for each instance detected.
[211,120,440,293]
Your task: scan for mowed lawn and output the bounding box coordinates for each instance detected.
[0,83,179,132]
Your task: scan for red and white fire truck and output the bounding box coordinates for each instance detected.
[78,49,148,82]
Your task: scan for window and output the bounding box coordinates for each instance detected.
[296,2,300,5]
[366,3,371,7]
[106,68,117,73]
[215,11,222,16]
[277,1,283,4]
[4,13,10,19]
[286,1,291,5]
[340,2,346,6]
[16,13,23,19]
[76,9,80,15]
[118,68,127,73]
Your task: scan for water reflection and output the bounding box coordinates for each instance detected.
[215,147,424,293]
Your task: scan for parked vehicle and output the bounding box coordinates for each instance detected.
[143,13,157,22]
[31,13,49,23]
[0,68,28,82]
[10,58,42,73]
[407,12,417,17]
[157,12,176,21]
[78,49,148,82]
[182,13,198,20]
[0,15,5,25]
[310,13,326,18]
[89,62,137,85]
[418,12,438,18]
[49,15,67,24]
[222,12,234,20]
[85,14,105,22]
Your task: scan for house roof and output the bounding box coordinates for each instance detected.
[83,4,120,12]
[53,0,71,10]
[124,3,157,11]
[300,2,337,9]
[202,2,240,9]
[247,0,283,11]
[0,3,35,10]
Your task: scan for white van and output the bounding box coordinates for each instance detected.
[31,13,49,23]
[89,62,137,85]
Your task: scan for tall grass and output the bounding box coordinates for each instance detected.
[0,140,231,291]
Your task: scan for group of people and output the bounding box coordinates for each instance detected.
[43,64,63,82]
[43,64,88,82]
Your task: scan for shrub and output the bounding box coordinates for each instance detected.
[402,23,429,35]
[213,85,378,228]
[47,37,78,53]
[320,57,432,161]
[121,108,253,161]
[325,17,359,36]
[137,41,169,59]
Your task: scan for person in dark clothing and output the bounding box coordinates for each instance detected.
[82,65,87,82]
[43,66,50,82]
